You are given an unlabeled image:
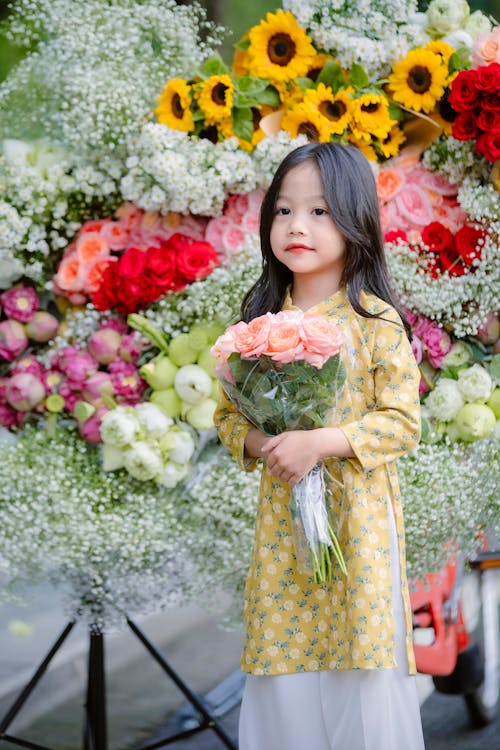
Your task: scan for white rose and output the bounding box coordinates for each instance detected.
[123,441,163,481]
[101,443,124,471]
[174,365,213,404]
[427,0,470,34]
[166,429,195,464]
[443,29,473,51]
[440,341,471,368]
[157,461,190,487]
[99,407,141,447]
[185,398,217,430]
[457,364,493,403]
[463,11,492,40]
[135,402,173,438]
[425,379,464,421]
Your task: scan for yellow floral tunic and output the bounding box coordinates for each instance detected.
[214,287,421,676]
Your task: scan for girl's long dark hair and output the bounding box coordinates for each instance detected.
[241,142,411,338]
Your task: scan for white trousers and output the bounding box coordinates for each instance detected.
[239,500,425,750]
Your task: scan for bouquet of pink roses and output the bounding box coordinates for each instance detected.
[211,310,347,581]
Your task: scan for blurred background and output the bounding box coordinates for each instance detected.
[0,0,498,83]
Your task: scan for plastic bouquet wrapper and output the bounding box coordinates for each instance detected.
[211,310,347,581]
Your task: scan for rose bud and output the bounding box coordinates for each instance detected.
[476,313,500,345]
[25,311,59,342]
[0,319,29,361]
[88,328,122,365]
[78,407,109,444]
[6,372,46,411]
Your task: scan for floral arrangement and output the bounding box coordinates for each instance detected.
[0,0,498,628]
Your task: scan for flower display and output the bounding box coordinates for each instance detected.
[0,0,498,629]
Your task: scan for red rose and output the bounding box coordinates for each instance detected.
[476,131,500,162]
[421,222,454,253]
[384,229,407,243]
[449,69,480,113]
[91,265,118,311]
[436,245,465,276]
[144,246,180,291]
[476,108,500,133]
[454,225,484,265]
[451,112,478,141]
[482,94,500,112]
[475,63,500,93]
[115,277,156,314]
[117,246,146,279]
[169,233,218,282]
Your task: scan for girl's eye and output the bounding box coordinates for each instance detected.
[313,208,328,216]
[275,207,290,216]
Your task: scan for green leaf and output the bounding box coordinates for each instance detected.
[439,366,460,380]
[234,37,250,52]
[198,53,230,79]
[388,101,403,121]
[235,76,269,95]
[258,85,281,107]
[296,77,316,92]
[349,63,369,90]
[448,52,463,75]
[316,61,347,93]
[232,106,254,141]
[191,107,206,122]
[490,354,500,380]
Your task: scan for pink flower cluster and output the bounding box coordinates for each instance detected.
[0,286,59,362]
[405,311,453,395]
[211,310,343,368]
[205,189,264,259]
[0,317,147,441]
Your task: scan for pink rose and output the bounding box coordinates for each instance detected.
[247,188,265,213]
[265,314,304,363]
[211,321,247,365]
[221,223,246,255]
[115,203,144,233]
[300,315,342,363]
[395,185,434,226]
[419,171,458,196]
[1,286,39,322]
[0,319,29,361]
[223,194,248,222]
[205,216,232,253]
[472,27,500,68]
[6,373,46,411]
[100,220,129,251]
[234,315,272,358]
[240,210,260,234]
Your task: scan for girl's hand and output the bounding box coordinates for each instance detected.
[261,430,321,487]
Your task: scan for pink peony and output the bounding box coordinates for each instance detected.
[100,317,129,335]
[411,336,423,365]
[1,286,39,322]
[25,311,59,342]
[58,382,80,412]
[108,360,145,402]
[78,407,109,444]
[119,332,146,362]
[10,355,46,379]
[58,347,99,384]
[88,328,122,365]
[81,372,115,401]
[0,403,25,429]
[0,319,29,361]
[6,373,46,411]
[414,319,452,368]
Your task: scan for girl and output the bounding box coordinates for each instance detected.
[214,142,425,750]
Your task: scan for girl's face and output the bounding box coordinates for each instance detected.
[270,161,346,285]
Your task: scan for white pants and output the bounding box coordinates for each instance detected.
[239,501,425,750]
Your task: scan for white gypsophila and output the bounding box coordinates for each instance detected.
[121,124,257,216]
[0,201,31,287]
[100,408,141,448]
[252,132,308,189]
[421,137,484,185]
[385,223,500,337]
[282,0,428,79]
[426,0,470,35]
[457,178,500,222]
[400,438,499,581]
[144,234,262,337]
[0,0,221,160]
[424,379,464,421]
[0,426,194,629]
[457,364,493,402]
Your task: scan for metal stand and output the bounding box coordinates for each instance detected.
[0,617,237,750]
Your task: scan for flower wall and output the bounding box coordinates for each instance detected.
[0,0,499,628]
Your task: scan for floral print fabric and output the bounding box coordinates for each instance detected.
[214,287,421,675]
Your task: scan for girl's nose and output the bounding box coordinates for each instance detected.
[288,213,306,235]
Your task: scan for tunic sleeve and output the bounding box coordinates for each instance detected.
[213,387,260,472]
[341,316,421,472]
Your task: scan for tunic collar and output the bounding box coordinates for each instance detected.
[283,285,347,314]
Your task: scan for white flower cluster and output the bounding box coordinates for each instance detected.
[145,235,262,336]
[400,439,499,580]
[282,0,428,78]
[251,131,308,189]
[121,125,257,216]
[0,0,221,159]
[422,136,485,185]
[386,223,500,337]
[0,426,195,628]
[457,177,500,222]
[0,201,31,289]
[0,147,121,284]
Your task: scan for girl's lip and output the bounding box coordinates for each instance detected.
[284,243,313,253]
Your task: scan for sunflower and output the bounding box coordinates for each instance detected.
[155,78,194,132]
[196,75,234,124]
[350,93,394,142]
[275,79,305,108]
[378,125,406,159]
[305,53,334,82]
[426,39,455,66]
[247,10,316,83]
[388,48,448,114]
[348,134,377,162]
[281,102,331,142]
[304,84,353,136]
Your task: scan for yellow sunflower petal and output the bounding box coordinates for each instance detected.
[281,102,331,142]
[426,40,455,65]
[196,75,234,125]
[378,125,406,159]
[247,10,316,83]
[348,134,377,161]
[388,48,448,114]
[350,93,394,141]
[304,83,353,136]
[155,78,194,132]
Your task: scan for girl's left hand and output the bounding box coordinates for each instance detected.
[261,431,321,486]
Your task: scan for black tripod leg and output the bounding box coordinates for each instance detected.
[83,629,107,750]
[127,619,237,750]
[0,621,76,736]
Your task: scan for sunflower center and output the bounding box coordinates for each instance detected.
[408,66,432,94]
[199,125,219,143]
[212,82,229,106]
[268,33,296,66]
[298,121,319,140]
[307,66,322,82]
[361,102,380,114]
[439,91,457,123]
[320,100,346,121]
[172,93,185,119]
